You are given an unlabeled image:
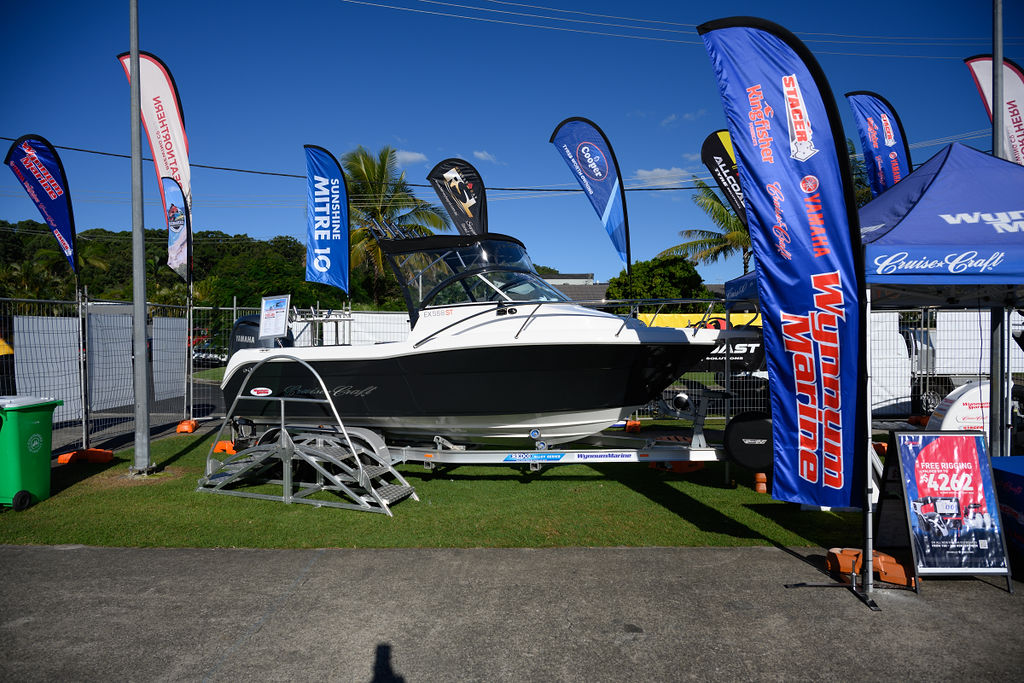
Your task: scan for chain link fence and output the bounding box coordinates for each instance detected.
[2,294,1017,455]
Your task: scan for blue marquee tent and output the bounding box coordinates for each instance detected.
[727,143,1024,308]
[724,143,1024,459]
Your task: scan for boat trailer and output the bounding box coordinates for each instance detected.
[199,356,735,513]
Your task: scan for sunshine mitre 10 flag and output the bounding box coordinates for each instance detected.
[5,134,77,272]
[845,91,913,197]
[699,17,867,508]
[965,55,1024,166]
[118,51,193,280]
[304,145,349,293]
[549,117,631,268]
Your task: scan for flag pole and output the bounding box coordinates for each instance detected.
[129,0,152,473]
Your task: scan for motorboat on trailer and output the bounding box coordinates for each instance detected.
[220,231,722,447]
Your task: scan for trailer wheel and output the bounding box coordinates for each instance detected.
[723,411,773,471]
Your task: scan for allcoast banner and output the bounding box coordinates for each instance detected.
[701,129,747,226]
[4,134,77,272]
[427,158,487,235]
[550,117,631,267]
[118,51,192,280]
[846,91,912,197]
[965,55,1024,166]
[304,145,349,293]
[699,17,866,507]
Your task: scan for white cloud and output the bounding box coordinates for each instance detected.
[632,167,688,187]
[396,149,428,166]
[683,108,707,121]
[473,150,501,164]
[681,152,701,163]
[660,113,678,127]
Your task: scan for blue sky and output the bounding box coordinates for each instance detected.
[2,1,1021,286]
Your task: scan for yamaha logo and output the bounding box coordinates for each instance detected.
[800,175,819,193]
[250,387,273,397]
[575,142,608,182]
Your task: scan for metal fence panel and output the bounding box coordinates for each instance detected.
[4,295,1020,455]
[12,312,82,422]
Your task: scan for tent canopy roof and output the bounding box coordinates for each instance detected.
[728,144,1024,309]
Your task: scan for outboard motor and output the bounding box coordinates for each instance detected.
[723,411,773,471]
[228,314,294,356]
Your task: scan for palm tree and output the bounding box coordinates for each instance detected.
[659,178,752,274]
[341,146,450,277]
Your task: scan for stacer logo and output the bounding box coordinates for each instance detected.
[781,74,818,162]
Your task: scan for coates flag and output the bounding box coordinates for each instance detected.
[304,145,349,293]
[701,129,747,226]
[700,17,867,508]
[118,51,192,280]
[965,55,1024,166]
[550,117,631,267]
[5,135,77,272]
[845,91,912,197]
[427,158,487,235]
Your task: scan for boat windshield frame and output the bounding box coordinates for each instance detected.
[379,233,568,326]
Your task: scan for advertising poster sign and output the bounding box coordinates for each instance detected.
[845,91,912,197]
[700,129,747,226]
[965,55,1024,166]
[259,295,291,340]
[427,158,487,236]
[4,135,77,272]
[893,431,1010,576]
[549,117,631,268]
[699,17,866,508]
[118,51,193,278]
[303,145,349,293]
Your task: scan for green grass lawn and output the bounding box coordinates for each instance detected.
[192,366,225,383]
[0,429,862,549]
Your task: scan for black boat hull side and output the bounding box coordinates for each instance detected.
[221,342,705,422]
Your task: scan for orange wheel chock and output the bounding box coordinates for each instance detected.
[176,420,199,433]
[56,449,114,465]
[826,547,917,587]
[624,420,642,433]
[213,441,236,455]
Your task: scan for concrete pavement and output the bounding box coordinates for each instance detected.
[1,545,1021,681]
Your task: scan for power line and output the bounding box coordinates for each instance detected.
[0,135,715,194]
[335,0,1021,58]
[2,126,995,209]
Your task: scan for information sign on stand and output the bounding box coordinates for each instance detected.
[877,431,1013,593]
[258,295,290,341]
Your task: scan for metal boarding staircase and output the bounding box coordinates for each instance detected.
[196,355,417,515]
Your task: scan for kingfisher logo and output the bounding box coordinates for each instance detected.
[250,387,273,397]
[939,210,1024,233]
[781,74,818,162]
[574,142,608,182]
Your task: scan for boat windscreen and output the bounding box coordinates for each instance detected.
[394,239,567,309]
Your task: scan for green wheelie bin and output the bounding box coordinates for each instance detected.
[0,396,63,511]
